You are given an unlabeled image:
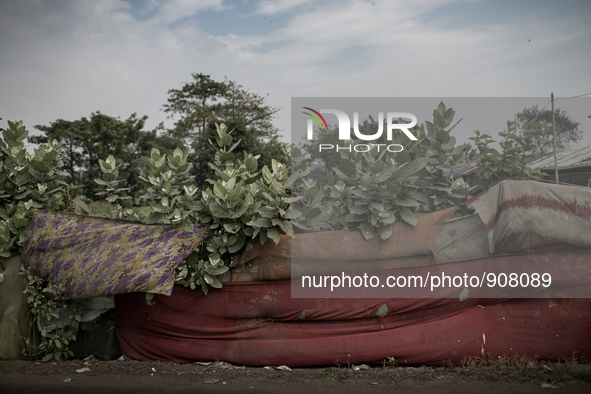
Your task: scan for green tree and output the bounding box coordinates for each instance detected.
[165,74,284,187]
[29,119,86,183]
[29,112,156,199]
[163,73,227,140]
[513,105,582,155]
[164,74,279,139]
[219,79,279,135]
[164,74,279,137]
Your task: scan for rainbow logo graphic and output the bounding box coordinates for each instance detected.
[302,107,329,132]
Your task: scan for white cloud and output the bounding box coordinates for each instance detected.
[0,0,589,145]
[156,0,229,23]
[255,0,316,15]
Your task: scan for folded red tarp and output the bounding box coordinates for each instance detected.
[115,283,591,366]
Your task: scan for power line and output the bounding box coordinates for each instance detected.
[554,91,591,101]
[537,91,590,110]
[539,100,551,111]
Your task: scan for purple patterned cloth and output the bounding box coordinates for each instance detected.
[21,210,209,299]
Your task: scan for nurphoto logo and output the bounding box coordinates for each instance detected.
[302,107,418,153]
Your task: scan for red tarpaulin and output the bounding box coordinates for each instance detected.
[115,283,591,366]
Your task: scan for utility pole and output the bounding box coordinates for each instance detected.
[551,93,559,183]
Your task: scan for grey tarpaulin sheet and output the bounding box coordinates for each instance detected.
[434,213,489,263]
[0,255,35,360]
[467,180,591,254]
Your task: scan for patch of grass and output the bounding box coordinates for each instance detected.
[453,353,591,383]
[324,366,338,374]
[547,356,591,383]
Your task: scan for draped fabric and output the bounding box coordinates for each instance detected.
[21,210,209,299]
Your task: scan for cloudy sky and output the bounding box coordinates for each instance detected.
[1,0,590,145]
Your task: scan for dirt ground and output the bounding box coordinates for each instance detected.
[1,359,590,394]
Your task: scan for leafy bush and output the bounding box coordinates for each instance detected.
[0,120,85,362]
[94,155,137,220]
[417,102,470,210]
[292,102,469,240]
[137,148,201,229]
[328,149,429,239]
[469,121,544,189]
[128,124,295,294]
[21,266,84,362]
[7,100,541,309]
[189,123,294,293]
[0,121,69,256]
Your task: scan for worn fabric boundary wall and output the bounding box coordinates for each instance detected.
[114,180,591,365]
[115,283,591,367]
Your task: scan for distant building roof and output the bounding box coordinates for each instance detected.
[529,145,591,171]
[450,160,479,178]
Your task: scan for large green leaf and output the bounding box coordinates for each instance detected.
[376,224,393,241]
[145,212,164,224]
[396,198,419,207]
[223,222,241,233]
[266,227,281,244]
[399,207,417,226]
[359,221,375,240]
[249,217,272,228]
[227,234,246,254]
[257,206,277,218]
